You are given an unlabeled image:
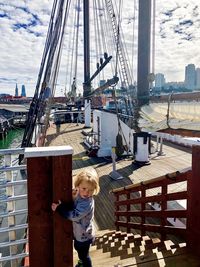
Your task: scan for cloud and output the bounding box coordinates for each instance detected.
[155,1,200,81]
[0,1,53,96]
[0,0,200,97]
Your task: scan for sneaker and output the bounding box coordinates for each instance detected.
[75,260,83,267]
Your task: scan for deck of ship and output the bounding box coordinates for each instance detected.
[46,122,192,231]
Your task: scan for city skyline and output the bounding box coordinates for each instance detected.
[155,63,200,90]
[6,61,200,97]
[0,1,200,97]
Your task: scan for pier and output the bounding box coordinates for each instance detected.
[0,104,29,138]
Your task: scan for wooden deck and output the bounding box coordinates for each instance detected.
[73,230,200,267]
[46,123,192,231]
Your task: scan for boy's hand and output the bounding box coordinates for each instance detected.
[51,200,61,211]
[72,188,79,200]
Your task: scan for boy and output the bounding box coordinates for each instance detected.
[51,167,100,267]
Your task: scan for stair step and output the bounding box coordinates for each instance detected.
[73,230,200,267]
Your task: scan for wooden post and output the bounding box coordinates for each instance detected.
[25,146,73,267]
[52,152,73,267]
[187,145,200,254]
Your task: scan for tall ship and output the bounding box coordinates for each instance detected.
[0,1,200,266]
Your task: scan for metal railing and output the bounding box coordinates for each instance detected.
[0,148,28,267]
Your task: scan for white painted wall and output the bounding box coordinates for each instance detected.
[93,110,134,157]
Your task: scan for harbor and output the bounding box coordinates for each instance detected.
[0,104,29,139]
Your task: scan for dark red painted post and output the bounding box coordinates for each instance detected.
[187,145,200,254]
[25,146,73,267]
[52,153,73,267]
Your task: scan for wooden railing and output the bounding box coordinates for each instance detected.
[111,145,200,255]
[111,169,190,240]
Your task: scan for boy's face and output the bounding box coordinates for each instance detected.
[78,180,94,198]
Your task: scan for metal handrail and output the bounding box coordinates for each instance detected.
[0,148,24,155]
[0,165,26,172]
[0,147,28,267]
[0,252,29,263]
[0,208,27,218]
[0,194,27,203]
[0,238,28,248]
[0,223,28,234]
[0,179,27,189]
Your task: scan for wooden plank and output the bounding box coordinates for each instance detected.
[46,124,192,233]
[74,230,199,267]
[46,123,194,266]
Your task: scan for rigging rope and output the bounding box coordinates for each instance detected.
[20,0,71,156]
[114,0,122,78]
[68,1,78,95]
[64,0,74,95]
[73,0,81,84]
[131,0,137,80]
[151,0,156,76]
[92,0,102,87]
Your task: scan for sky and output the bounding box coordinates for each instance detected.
[0,0,200,97]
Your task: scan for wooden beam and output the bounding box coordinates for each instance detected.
[25,146,73,267]
[52,154,73,267]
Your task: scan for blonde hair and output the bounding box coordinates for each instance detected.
[74,168,100,195]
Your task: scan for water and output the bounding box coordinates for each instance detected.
[0,128,24,149]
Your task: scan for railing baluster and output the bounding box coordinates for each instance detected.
[141,187,146,236]
[0,148,28,267]
[161,183,167,240]
[126,192,130,233]
[112,169,189,240]
[5,154,18,267]
[115,194,120,231]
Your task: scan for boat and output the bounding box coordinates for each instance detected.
[1,124,200,267]
[1,0,200,266]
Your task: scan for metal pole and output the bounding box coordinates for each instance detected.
[112,147,116,172]
[157,136,165,156]
[137,0,152,106]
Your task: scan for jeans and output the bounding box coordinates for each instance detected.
[74,239,92,267]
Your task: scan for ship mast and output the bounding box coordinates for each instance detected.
[137,0,152,106]
[83,0,91,98]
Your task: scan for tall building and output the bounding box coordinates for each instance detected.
[196,68,200,90]
[185,64,196,90]
[21,85,26,97]
[155,73,165,89]
[15,83,18,97]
